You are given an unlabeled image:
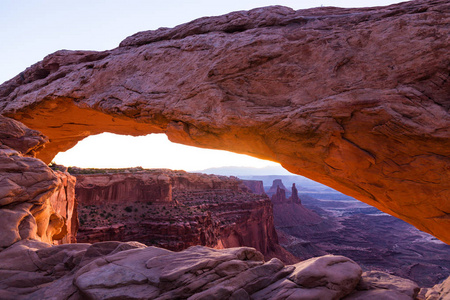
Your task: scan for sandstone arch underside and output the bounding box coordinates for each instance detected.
[0,0,449,243]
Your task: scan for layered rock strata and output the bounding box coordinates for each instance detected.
[267,179,289,197]
[74,170,293,262]
[0,0,449,243]
[0,116,77,248]
[241,179,266,195]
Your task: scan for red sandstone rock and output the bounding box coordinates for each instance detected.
[271,185,288,204]
[267,179,289,197]
[75,171,174,205]
[74,169,295,263]
[0,0,448,244]
[291,183,301,204]
[240,179,266,195]
[0,116,77,248]
[344,271,420,300]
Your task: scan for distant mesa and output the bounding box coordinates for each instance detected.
[268,179,302,205]
[267,179,289,197]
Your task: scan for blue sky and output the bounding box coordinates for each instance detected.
[1,0,405,170]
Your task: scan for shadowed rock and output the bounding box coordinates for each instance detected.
[0,116,77,248]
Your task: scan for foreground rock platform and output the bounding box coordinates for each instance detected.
[1,239,422,300]
[0,0,449,244]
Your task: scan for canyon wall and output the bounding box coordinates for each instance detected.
[74,170,292,262]
[0,0,448,243]
[75,171,173,205]
[240,179,266,195]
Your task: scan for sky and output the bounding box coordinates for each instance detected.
[1,0,406,171]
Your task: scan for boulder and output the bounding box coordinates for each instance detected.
[344,271,420,299]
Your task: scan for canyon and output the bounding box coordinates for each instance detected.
[265,179,450,288]
[71,168,294,262]
[0,0,449,299]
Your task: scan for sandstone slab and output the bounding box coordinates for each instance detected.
[344,271,420,299]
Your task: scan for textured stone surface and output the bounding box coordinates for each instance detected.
[0,116,77,248]
[0,240,145,299]
[267,179,289,197]
[422,276,450,300]
[0,0,448,243]
[0,240,364,299]
[241,179,266,195]
[344,271,420,299]
[75,170,175,205]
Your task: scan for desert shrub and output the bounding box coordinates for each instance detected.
[124,206,133,213]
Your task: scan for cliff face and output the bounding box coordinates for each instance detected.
[49,170,78,244]
[75,172,173,205]
[74,170,293,262]
[0,0,448,244]
[0,116,77,248]
[241,179,266,195]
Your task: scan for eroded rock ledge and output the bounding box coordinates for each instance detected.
[1,239,424,300]
[0,0,448,243]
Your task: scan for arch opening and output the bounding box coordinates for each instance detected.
[50,132,450,286]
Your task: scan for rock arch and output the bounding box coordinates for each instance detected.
[1,0,449,243]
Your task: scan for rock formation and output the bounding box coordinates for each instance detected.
[74,169,295,263]
[0,0,448,243]
[267,179,289,197]
[0,239,363,300]
[241,179,266,195]
[0,116,77,248]
[270,180,302,204]
[271,186,288,204]
[75,170,174,205]
[0,1,450,299]
[421,276,450,300]
[291,183,301,204]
